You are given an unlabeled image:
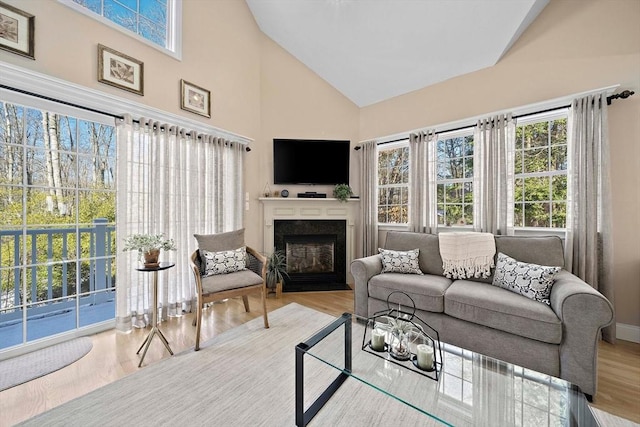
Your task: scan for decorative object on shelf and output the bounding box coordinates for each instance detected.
[280,189,289,198]
[362,291,443,380]
[0,2,34,60]
[262,183,272,197]
[265,250,289,297]
[180,79,211,118]
[333,183,353,202]
[122,233,177,268]
[97,44,144,96]
[273,190,280,197]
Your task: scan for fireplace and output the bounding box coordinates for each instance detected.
[274,220,348,292]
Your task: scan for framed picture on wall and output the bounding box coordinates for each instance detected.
[97,44,144,96]
[180,79,211,118]
[0,1,35,60]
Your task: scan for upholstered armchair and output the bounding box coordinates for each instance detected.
[188,229,269,351]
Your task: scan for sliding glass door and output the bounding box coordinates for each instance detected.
[0,100,117,350]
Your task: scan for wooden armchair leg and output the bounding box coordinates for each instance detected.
[195,304,203,351]
[261,287,269,329]
[242,295,250,312]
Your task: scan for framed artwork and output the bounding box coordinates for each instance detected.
[0,1,35,59]
[180,79,211,118]
[97,44,144,96]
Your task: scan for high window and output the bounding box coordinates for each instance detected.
[514,112,568,228]
[377,144,409,224]
[436,130,474,227]
[59,0,180,56]
[0,100,116,349]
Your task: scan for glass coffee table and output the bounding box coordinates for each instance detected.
[295,313,597,427]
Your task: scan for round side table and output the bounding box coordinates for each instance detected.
[135,262,175,367]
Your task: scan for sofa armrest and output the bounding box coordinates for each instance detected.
[350,255,382,318]
[549,270,614,397]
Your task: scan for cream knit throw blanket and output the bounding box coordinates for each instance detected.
[439,232,496,279]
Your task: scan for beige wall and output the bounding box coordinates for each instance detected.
[247,36,359,249]
[360,0,640,328]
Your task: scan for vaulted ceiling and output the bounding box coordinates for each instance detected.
[246,0,550,107]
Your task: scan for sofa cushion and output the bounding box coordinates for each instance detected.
[495,235,565,268]
[444,280,562,344]
[200,269,263,295]
[378,248,423,275]
[384,232,444,276]
[369,273,452,313]
[492,252,561,305]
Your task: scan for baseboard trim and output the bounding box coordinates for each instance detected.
[616,323,640,343]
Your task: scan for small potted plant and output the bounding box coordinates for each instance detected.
[122,233,177,267]
[333,183,353,202]
[265,250,289,297]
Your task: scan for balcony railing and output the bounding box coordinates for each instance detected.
[0,219,116,350]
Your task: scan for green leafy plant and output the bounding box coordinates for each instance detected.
[122,233,177,254]
[333,183,353,202]
[265,250,289,289]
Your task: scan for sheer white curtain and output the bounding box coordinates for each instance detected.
[565,92,615,343]
[359,140,378,256]
[473,114,515,235]
[115,116,244,332]
[409,130,438,233]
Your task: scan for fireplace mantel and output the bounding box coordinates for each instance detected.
[259,197,360,284]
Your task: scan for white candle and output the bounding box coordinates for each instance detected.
[371,329,386,351]
[416,344,434,370]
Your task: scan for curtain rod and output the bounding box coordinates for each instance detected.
[355,90,635,150]
[0,84,252,152]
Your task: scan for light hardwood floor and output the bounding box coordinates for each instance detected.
[1,290,638,426]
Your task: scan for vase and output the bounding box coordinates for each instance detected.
[143,249,160,268]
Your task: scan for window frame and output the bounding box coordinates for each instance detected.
[435,128,475,228]
[513,109,569,232]
[0,97,117,350]
[58,0,183,60]
[377,140,410,226]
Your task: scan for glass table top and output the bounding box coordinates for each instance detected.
[298,313,597,427]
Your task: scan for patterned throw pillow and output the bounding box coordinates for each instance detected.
[200,247,247,277]
[492,252,561,305]
[378,248,423,275]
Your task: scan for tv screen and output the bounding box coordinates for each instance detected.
[273,139,350,185]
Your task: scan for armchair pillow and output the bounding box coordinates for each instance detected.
[378,248,423,275]
[200,246,247,277]
[492,252,561,305]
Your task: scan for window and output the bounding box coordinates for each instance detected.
[436,131,474,227]
[374,111,569,232]
[60,0,180,56]
[514,112,568,228]
[378,144,409,224]
[0,100,116,349]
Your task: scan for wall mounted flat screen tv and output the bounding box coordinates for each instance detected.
[273,139,350,185]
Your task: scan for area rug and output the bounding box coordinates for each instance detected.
[18,303,440,426]
[16,304,638,426]
[591,407,640,427]
[0,337,93,392]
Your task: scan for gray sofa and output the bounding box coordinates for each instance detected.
[350,231,614,398]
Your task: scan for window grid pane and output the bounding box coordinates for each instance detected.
[436,134,474,226]
[71,0,169,49]
[514,117,568,229]
[0,100,116,348]
[377,145,409,224]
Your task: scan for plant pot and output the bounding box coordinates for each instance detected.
[143,249,160,268]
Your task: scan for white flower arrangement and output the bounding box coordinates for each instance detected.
[122,233,177,254]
